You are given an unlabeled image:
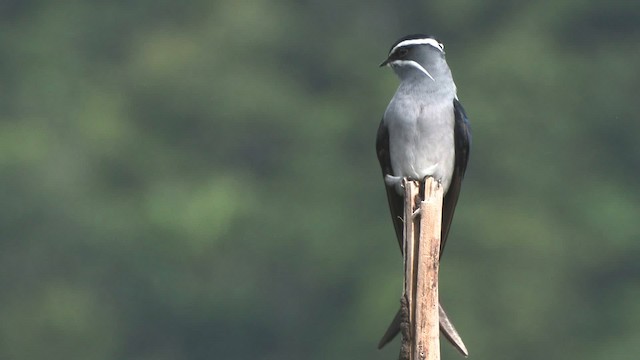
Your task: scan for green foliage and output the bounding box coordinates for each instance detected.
[1,1,639,359]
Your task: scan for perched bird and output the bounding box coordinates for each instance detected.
[376,34,471,356]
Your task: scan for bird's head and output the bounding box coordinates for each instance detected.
[380,34,453,85]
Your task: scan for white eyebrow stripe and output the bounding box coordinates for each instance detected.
[389,60,435,81]
[390,38,444,53]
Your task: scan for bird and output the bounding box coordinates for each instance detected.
[375,34,471,356]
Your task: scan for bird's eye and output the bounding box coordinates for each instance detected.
[397,48,409,57]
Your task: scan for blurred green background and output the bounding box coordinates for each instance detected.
[2,0,639,359]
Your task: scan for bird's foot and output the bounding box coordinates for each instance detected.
[384,175,405,195]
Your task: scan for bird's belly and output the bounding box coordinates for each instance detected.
[388,109,455,192]
[390,140,454,191]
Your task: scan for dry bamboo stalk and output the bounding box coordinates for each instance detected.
[403,179,419,337]
[401,177,443,360]
[413,177,443,360]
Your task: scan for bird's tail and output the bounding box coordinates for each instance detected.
[377,307,402,350]
[377,302,469,357]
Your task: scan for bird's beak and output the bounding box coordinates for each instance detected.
[379,58,390,67]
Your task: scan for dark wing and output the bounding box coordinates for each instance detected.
[439,98,471,258]
[376,118,405,350]
[376,118,405,252]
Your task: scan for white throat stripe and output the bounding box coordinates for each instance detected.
[390,60,435,81]
[391,38,444,53]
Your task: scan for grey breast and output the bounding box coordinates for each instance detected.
[384,85,456,193]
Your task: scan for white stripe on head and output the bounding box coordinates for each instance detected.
[389,60,435,81]
[390,38,444,54]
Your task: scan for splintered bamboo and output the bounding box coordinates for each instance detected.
[401,177,443,360]
[402,179,419,340]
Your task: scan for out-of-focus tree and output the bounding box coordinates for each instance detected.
[0,1,639,359]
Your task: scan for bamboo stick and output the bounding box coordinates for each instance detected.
[400,177,443,360]
[414,178,443,360]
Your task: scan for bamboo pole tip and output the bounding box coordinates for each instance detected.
[423,177,443,199]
